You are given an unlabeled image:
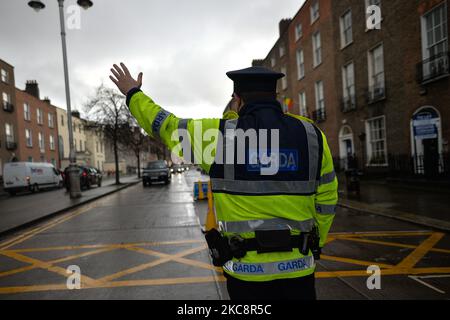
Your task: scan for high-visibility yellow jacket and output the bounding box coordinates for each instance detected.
[128,90,338,282]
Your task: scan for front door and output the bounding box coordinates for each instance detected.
[423,138,439,177]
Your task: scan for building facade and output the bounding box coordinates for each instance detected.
[254,0,449,178]
[253,0,341,156]
[56,108,90,169]
[332,0,449,177]
[14,81,60,167]
[0,59,18,177]
[84,122,106,171]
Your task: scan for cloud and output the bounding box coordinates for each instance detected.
[0,0,304,119]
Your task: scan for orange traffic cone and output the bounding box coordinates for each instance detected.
[197,180,206,200]
[204,180,218,231]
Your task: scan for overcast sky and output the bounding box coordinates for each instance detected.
[0,0,304,119]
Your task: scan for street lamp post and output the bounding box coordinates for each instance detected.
[28,0,93,199]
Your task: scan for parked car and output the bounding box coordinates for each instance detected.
[143,160,171,186]
[64,165,103,191]
[3,162,62,195]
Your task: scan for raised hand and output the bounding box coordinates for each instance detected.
[109,63,143,95]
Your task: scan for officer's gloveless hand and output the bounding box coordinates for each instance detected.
[109,63,143,95]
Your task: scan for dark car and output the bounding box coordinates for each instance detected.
[64,165,103,191]
[143,160,171,186]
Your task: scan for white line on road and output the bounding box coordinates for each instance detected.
[408,275,446,294]
[419,275,450,279]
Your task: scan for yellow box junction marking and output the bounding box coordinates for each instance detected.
[0,230,449,294]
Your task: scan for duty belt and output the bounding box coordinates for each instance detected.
[204,228,321,267]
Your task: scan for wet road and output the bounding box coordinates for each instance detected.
[0,171,450,299]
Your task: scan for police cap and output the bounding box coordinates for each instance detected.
[226,66,285,95]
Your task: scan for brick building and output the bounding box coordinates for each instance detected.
[0,59,19,177]
[14,81,60,167]
[253,0,449,178]
[332,0,449,177]
[253,0,341,156]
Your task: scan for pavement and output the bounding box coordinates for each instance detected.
[0,175,140,235]
[0,170,450,299]
[338,177,450,232]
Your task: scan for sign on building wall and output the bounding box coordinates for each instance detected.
[412,109,439,140]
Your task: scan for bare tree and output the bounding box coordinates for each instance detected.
[119,116,148,179]
[84,85,130,185]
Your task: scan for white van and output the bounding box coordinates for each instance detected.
[3,162,62,195]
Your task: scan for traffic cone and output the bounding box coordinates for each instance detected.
[197,180,206,200]
[204,181,218,231]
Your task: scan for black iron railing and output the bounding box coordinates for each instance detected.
[367,85,386,104]
[416,51,450,84]
[312,108,326,123]
[2,102,14,112]
[5,141,17,150]
[341,95,356,113]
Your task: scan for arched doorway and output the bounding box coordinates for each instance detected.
[410,107,442,176]
[339,125,355,170]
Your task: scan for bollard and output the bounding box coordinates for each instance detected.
[204,180,218,231]
[197,180,206,201]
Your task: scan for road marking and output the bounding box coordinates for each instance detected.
[338,235,450,254]
[408,275,446,294]
[420,274,450,279]
[397,232,445,269]
[0,250,101,287]
[98,245,208,282]
[321,255,394,269]
[5,240,204,253]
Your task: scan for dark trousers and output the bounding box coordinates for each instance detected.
[225,273,316,300]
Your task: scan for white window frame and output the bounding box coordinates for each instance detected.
[420,2,448,61]
[24,103,31,121]
[49,135,55,151]
[365,116,388,166]
[37,108,43,125]
[296,49,305,80]
[299,91,307,117]
[271,57,276,67]
[367,43,385,94]
[340,9,353,48]
[366,0,381,10]
[279,44,286,58]
[310,0,320,24]
[48,113,54,128]
[60,114,65,127]
[312,31,322,67]
[1,69,8,83]
[5,123,14,143]
[38,132,45,152]
[281,66,288,90]
[25,129,32,147]
[342,62,355,101]
[295,23,303,41]
[2,92,10,109]
[315,80,325,111]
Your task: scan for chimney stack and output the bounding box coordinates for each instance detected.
[252,59,265,67]
[279,18,292,37]
[25,80,40,99]
[43,96,51,104]
[71,110,80,118]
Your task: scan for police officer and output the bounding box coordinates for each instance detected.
[110,63,338,300]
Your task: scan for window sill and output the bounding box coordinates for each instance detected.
[313,62,322,69]
[340,41,353,50]
[310,16,319,25]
